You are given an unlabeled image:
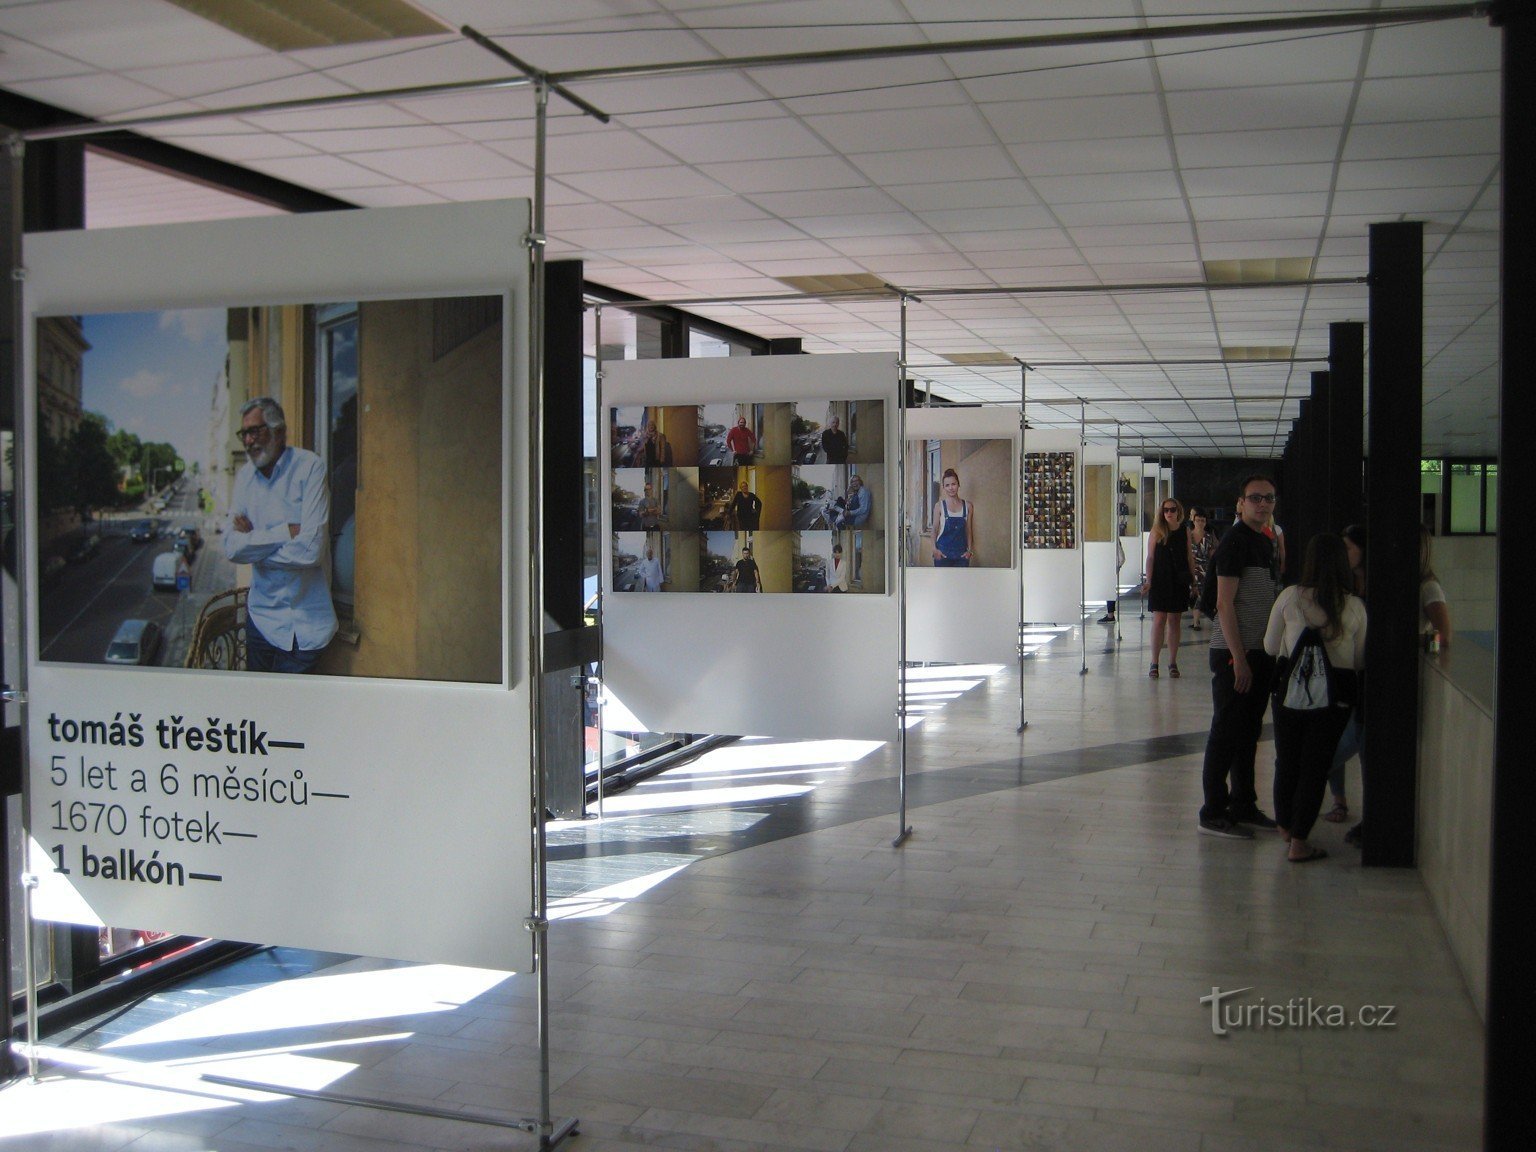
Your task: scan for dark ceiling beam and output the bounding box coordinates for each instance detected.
[1,90,355,215]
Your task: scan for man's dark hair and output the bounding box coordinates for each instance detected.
[1237,473,1275,495]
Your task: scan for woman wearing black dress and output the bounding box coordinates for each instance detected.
[1141,497,1195,677]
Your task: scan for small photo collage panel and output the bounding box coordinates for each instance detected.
[611,400,886,594]
[1023,451,1076,549]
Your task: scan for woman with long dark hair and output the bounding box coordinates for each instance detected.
[1263,534,1367,863]
[1141,497,1195,677]
[1323,523,1367,823]
[1187,506,1216,633]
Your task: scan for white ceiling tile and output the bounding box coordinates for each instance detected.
[0,0,257,69]
[918,205,1059,233]
[247,153,401,189]
[748,187,904,218]
[670,218,808,244]
[1344,118,1499,162]
[850,145,1020,186]
[1154,29,1368,92]
[622,195,775,226]
[354,141,529,183]
[886,178,1037,212]
[9,71,193,118]
[561,164,726,200]
[1029,171,1184,205]
[699,155,866,194]
[806,104,997,152]
[1353,73,1499,124]
[1183,163,1336,198]
[1167,81,1354,133]
[959,53,1156,103]
[1365,18,1500,78]
[642,118,833,164]
[289,124,464,153]
[983,94,1166,143]
[1009,136,1175,177]
[544,128,692,172]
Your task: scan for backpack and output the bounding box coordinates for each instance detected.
[1278,626,1334,711]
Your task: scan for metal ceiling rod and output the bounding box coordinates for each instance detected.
[585,277,1361,312]
[461,25,612,124]
[551,5,1489,83]
[18,75,537,143]
[911,277,1367,297]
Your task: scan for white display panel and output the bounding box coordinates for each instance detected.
[23,201,534,971]
[905,414,1107,659]
[603,355,898,741]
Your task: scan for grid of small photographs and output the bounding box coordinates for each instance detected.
[611,399,886,593]
[1023,451,1076,549]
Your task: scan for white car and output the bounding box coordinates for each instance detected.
[105,619,161,665]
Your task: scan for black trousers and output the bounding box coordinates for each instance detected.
[1200,648,1275,821]
[1272,672,1357,840]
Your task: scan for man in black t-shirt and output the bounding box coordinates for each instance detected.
[1198,474,1283,840]
[821,416,849,463]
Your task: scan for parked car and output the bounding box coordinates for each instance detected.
[151,551,187,591]
[129,518,158,542]
[174,526,202,556]
[104,619,161,665]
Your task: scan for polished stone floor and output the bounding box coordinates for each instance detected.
[2,615,1485,1150]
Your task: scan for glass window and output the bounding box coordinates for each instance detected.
[314,303,358,606]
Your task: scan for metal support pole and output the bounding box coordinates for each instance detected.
[525,77,578,1151]
[592,305,606,823]
[1079,401,1088,675]
[4,131,42,1084]
[1016,359,1029,732]
[1138,439,1149,621]
[1112,423,1123,647]
[893,297,913,847]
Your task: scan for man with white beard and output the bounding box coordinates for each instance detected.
[224,396,337,672]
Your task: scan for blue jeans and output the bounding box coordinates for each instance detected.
[246,623,325,673]
[933,555,969,567]
[1328,710,1362,801]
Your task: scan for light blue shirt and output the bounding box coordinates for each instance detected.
[844,483,872,527]
[225,445,338,654]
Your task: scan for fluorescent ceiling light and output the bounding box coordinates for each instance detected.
[1221,345,1297,361]
[164,0,447,51]
[941,352,1018,365]
[1202,257,1315,283]
[774,273,896,295]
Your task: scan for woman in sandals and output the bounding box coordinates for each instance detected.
[1263,534,1367,863]
[1322,523,1367,825]
[1187,507,1216,632]
[1142,497,1195,677]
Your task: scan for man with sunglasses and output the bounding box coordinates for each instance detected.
[1199,474,1283,838]
[224,397,337,673]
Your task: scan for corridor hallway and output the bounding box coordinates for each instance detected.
[2,616,1484,1151]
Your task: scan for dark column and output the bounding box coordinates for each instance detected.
[1487,4,1528,1148]
[541,259,586,636]
[1327,322,1365,530]
[1361,221,1423,869]
[765,337,803,354]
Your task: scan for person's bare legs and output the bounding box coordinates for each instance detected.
[1166,613,1182,670]
[1150,611,1168,672]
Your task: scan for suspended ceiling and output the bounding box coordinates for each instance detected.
[0,0,1503,457]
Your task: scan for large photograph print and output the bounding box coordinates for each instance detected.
[610,398,886,594]
[34,295,505,683]
[902,437,1013,568]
